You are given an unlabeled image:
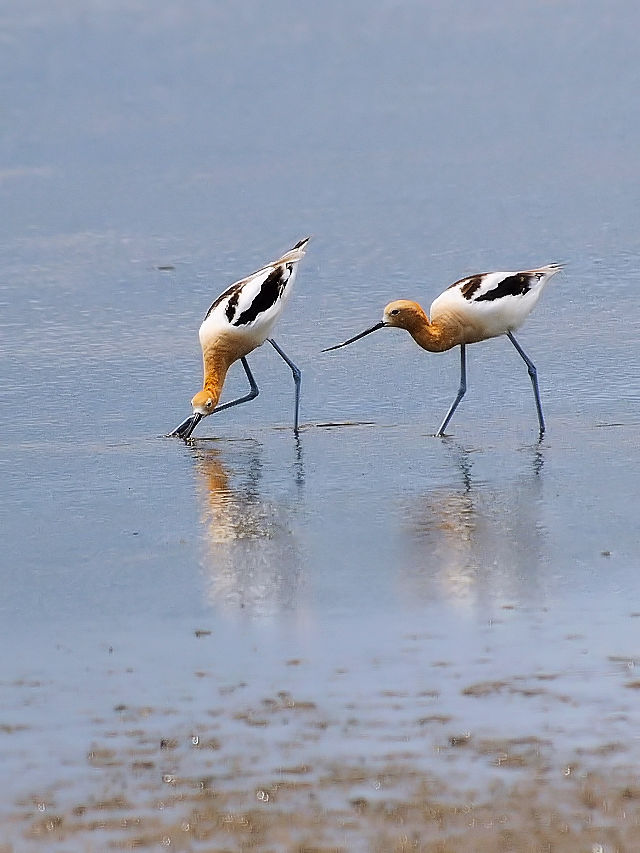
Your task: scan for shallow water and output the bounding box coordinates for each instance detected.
[2,1,640,849]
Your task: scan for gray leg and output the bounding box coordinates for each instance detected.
[212,356,260,414]
[437,344,467,437]
[507,332,545,435]
[268,338,301,432]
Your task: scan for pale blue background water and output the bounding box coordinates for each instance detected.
[1,0,640,844]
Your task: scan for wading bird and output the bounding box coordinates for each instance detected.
[170,238,310,439]
[323,263,562,436]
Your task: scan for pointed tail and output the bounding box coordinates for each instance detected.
[531,262,564,276]
[275,236,311,266]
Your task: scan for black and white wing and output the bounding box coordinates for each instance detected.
[447,264,563,304]
[201,238,310,333]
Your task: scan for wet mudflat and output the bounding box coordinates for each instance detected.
[5,631,640,852]
[3,422,640,850]
[5,618,640,853]
[3,0,640,850]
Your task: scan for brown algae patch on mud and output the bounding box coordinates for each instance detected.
[461,675,573,703]
[471,736,551,770]
[418,714,452,725]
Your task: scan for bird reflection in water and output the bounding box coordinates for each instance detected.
[403,443,546,609]
[192,442,304,617]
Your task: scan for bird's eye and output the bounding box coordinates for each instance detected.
[206,400,213,408]
[390,309,400,316]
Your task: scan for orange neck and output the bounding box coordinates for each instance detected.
[201,344,235,405]
[400,309,460,353]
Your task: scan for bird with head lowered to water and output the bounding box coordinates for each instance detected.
[169,237,310,440]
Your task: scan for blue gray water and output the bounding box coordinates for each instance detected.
[2,0,640,848]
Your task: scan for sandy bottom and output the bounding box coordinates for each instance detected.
[4,673,640,852]
[9,765,640,853]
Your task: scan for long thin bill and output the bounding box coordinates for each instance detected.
[322,321,386,352]
[168,412,202,439]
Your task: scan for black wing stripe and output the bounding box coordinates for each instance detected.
[474,273,534,303]
[458,275,483,300]
[203,282,241,321]
[225,287,241,322]
[232,266,289,326]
